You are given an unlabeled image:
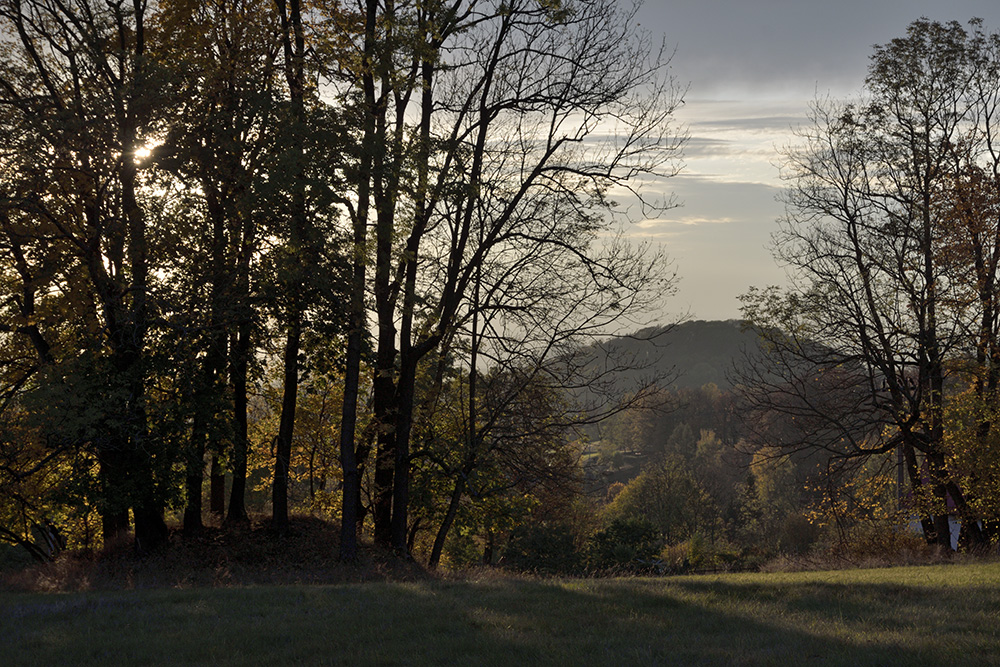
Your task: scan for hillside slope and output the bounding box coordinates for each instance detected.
[586,319,762,393]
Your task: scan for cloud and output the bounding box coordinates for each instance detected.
[627,1,1000,321]
[643,0,1000,98]
[681,137,735,157]
[636,177,783,230]
[692,115,805,133]
[638,216,736,228]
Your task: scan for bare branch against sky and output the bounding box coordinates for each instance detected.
[633,0,1000,321]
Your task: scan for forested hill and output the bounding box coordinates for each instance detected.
[586,319,763,392]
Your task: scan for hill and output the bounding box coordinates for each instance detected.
[585,319,762,394]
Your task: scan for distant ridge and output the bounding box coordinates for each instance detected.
[586,319,763,392]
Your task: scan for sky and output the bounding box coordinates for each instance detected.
[628,0,1000,322]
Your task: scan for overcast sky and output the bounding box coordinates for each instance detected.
[629,1,1000,322]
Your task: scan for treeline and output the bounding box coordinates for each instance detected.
[447,377,834,575]
[577,384,824,572]
[0,0,683,563]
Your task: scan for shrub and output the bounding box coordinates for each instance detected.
[659,534,743,573]
[502,522,581,575]
[584,517,661,573]
[443,529,482,569]
[603,457,717,545]
[778,513,821,554]
[827,521,936,564]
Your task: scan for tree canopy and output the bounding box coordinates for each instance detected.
[740,17,1000,551]
[0,0,683,564]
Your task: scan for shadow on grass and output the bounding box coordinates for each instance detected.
[431,579,943,665]
[659,576,1000,663]
[8,573,996,665]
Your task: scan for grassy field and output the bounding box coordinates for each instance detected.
[3,562,999,665]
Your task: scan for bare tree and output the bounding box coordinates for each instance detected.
[740,19,1000,550]
[418,217,676,567]
[326,0,683,557]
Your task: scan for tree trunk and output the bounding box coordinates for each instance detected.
[338,0,378,564]
[947,481,987,551]
[371,218,398,547]
[211,456,226,518]
[226,322,251,524]
[390,356,418,552]
[390,28,438,556]
[271,0,308,538]
[483,532,495,565]
[133,501,169,555]
[372,402,396,547]
[428,475,465,569]
[338,270,366,560]
[99,448,130,543]
[119,52,168,553]
[194,185,229,527]
[182,422,205,534]
[901,442,936,544]
[927,453,953,551]
[272,318,300,534]
[368,0,399,550]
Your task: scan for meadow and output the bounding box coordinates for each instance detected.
[3,562,999,665]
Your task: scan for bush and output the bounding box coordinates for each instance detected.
[0,542,34,571]
[778,513,821,554]
[584,517,661,573]
[827,521,937,564]
[604,459,716,544]
[502,522,581,575]
[443,530,482,569]
[660,534,743,573]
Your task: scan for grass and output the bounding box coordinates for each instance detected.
[3,562,1000,665]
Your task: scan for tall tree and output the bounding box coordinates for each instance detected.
[269,0,351,534]
[740,18,1000,550]
[329,0,683,555]
[0,0,172,551]
[151,0,284,529]
[271,0,309,536]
